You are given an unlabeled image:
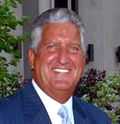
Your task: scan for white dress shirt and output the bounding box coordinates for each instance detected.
[32,79,74,124]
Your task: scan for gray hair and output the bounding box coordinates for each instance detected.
[30,8,86,53]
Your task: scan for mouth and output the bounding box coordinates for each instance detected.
[52,68,70,73]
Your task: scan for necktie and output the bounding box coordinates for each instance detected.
[58,106,72,124]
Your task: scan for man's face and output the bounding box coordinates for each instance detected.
[28,22,85,99]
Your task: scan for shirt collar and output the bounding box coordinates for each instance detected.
[32,79,73,118]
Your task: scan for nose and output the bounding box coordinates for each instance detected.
[58,48,70,65]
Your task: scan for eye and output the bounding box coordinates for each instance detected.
[46,43,59,52]
[69,45,81,53]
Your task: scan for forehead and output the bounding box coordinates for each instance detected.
[41,22,80,41]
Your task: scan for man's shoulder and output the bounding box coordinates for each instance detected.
[73,96,101,111]
[73,96,111,123]
[0,81,32,109]
[0,87,27,123]
[0,89,22,112]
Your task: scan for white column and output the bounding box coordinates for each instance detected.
[38,0,51,14]
[68,0,71,9]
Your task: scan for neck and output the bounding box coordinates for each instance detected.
[44,89,73,104]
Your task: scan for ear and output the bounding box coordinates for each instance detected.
[28,48,35,69]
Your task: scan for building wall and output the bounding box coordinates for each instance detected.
[79,0,120,73]
[38,0,51,14]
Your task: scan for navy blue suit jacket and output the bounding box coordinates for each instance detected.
[0,81,111,124]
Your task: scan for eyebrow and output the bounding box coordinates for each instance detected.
[42,41,59,45]
[70,42,81,46]
[41,40,81,47]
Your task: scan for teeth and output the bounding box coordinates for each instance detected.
[53,68,69,73]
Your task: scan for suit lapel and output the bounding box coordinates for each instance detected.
[73,97,91,124]
[21,81,52,124]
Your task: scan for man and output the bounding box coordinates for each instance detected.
[0,8,111,124]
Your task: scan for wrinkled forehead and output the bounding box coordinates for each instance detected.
[40,22,81,42]
[42,22,80,36]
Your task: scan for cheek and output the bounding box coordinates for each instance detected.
[40,63,48,82]
[35,53,56,80]
[72,54,84,67]
[72,55,85,76]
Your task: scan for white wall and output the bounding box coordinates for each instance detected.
[38,0,51,14]
[79,0,120,73]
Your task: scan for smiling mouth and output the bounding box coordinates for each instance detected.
[53,68,70,73]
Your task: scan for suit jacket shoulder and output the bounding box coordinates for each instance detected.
[0,86,25,124]
[73,96,111,124]
[0,82,51,124]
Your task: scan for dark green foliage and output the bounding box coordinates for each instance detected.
[75,69,120,124]
[0,0,28,59]
[0,0,28,97]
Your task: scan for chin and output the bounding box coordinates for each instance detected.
[52,80,75,90]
